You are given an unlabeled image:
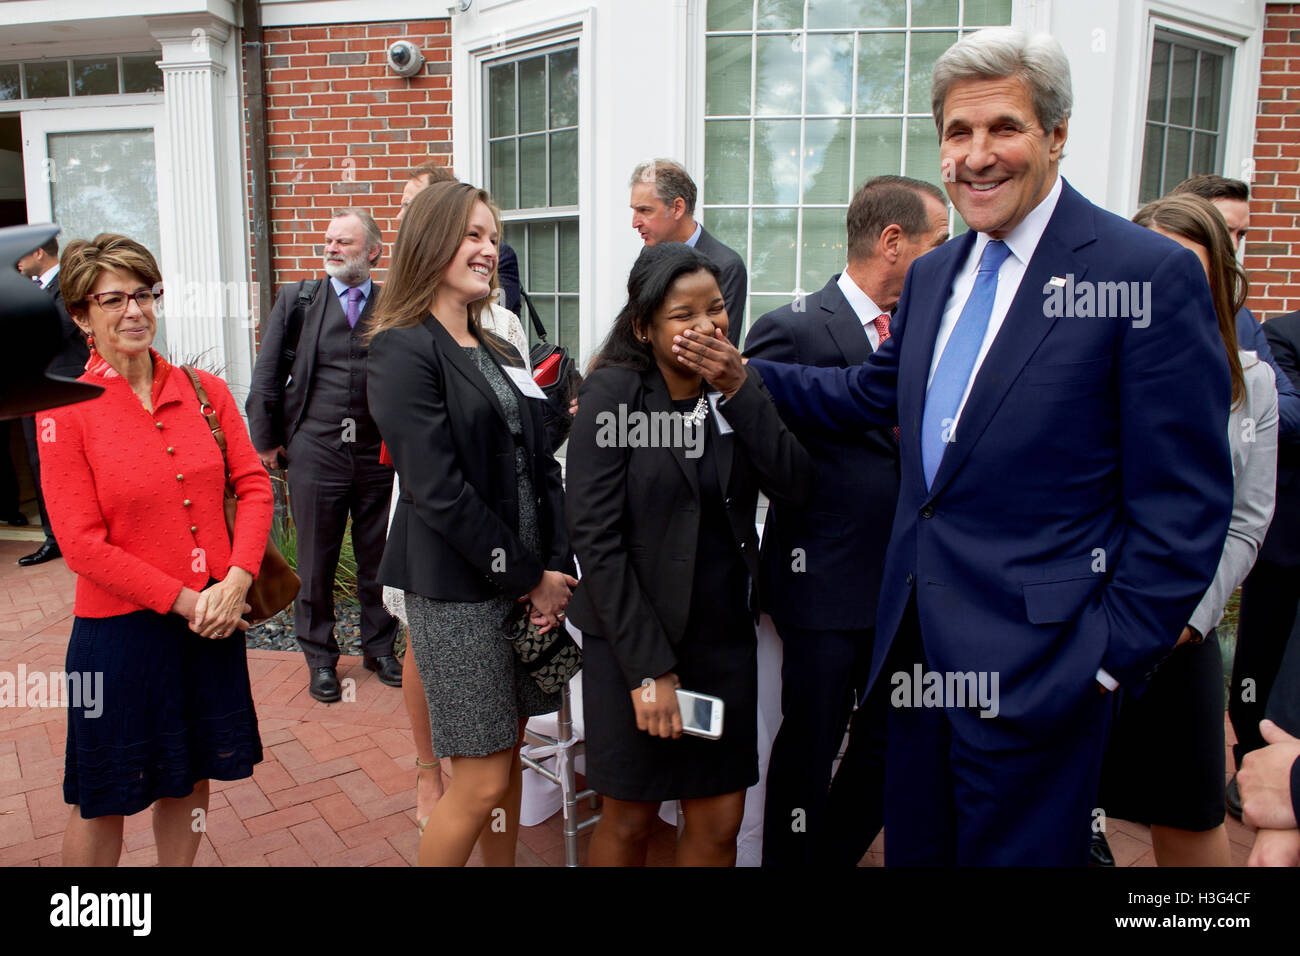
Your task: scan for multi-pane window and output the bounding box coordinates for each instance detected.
[0,55,163,101]
[486,46,580,352]
[1139,32,1231,203]
[703,0,1012,329]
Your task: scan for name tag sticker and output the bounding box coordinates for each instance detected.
[707,392,733,434]
[505,365,548,400]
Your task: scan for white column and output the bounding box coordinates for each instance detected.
[148,14,247,376]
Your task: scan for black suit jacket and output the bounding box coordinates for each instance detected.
[43,276,90,379]
[1262,310,1300,566]
[744,275,900,630]
[695,227,748,347]
[367,318,572,602]
[245,278,379,452]
[498,242,522,318]
[565,363,811,687]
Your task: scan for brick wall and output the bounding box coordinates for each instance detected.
[1245,3,1300,321]
[243,19,452,299]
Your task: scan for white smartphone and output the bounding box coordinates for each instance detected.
[676,689,724,739]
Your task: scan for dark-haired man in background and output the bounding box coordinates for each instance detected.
[749,175,948,866]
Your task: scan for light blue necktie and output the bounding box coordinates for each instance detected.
[920,239,1011,489]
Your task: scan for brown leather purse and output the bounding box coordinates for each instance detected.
[181,366,300,623]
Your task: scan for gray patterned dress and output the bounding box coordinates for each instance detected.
[403,345,560,757]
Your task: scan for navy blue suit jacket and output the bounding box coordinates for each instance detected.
[497,242,522,318]
[744,275,899,630]
[1260,310,1300,566]
[750,179,1234,741]
[1237,306,1300,443]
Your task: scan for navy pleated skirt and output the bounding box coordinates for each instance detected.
[63,609,263,818]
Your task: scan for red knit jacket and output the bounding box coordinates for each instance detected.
[40,350,274,618]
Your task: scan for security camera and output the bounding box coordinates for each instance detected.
[386,41,425,78]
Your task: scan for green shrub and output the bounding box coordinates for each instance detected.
[271,477,359,604]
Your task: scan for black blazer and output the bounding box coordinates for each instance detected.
[565,363,811,688]
[497,242,522,317]
[744,275,900,631]
[43,276,90,380]
[695,227,748,347]
[1262,310,1300,566]
[245,278,379,451]
[366,317,572,602]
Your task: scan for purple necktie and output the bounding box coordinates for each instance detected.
[345,286,363,328]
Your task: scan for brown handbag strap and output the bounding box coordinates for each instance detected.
[181,365,233,491]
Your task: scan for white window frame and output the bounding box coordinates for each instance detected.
[19,100,173,257]
[1131,8,1259,215]
[457,11,594,359]
[688,0,1020,325]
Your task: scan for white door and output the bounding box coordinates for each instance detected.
[21,104,172,348]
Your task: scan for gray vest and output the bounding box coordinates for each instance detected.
[299,286,382,450]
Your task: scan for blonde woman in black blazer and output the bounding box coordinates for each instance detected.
[566,243,811,865]
[367,182,576,866]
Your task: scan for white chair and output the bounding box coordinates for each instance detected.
[520,621,600,866]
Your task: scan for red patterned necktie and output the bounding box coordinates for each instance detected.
[872,313,899,443]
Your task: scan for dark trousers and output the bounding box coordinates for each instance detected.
[1230,559,1300,766]
[21,416,54,543]
[1266,612,1300,738]
[286,434,396,669]
[0,421,20,515]
[881,606,1112,866]
[762,621,886,866]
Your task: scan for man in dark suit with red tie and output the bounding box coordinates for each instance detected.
[247,209,400,702]
[746,176,948,866]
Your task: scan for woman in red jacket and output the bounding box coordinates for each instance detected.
[40,234,273,866]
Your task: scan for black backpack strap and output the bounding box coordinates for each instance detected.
[518,288,548,342]
[278,278,321,383]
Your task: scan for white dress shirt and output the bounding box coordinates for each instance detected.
[837,270,885,351]
[38,263,59,290]
[926,174,1063,430]
[685,221,703,248]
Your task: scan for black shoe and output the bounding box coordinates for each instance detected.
[1226,774,1243,820]
[17,541,60,566]
[1089,831,1116,867]
[309,666,341,703]
[364,654,403,687]
[4,511,29,527]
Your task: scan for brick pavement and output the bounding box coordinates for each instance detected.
[0,539,1257,867]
